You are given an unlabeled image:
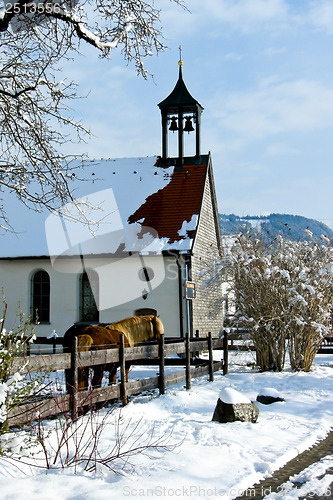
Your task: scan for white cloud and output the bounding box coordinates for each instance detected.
[265,142,301,157]
[261,46,288,57]
[307,0,333,33]
[224,52,244,61]
[210,78,333,140]
[160,0,333,39]
[203,0,289,28]
[158,0,291,38]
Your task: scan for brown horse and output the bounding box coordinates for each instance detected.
[103,314,164,346]
[63,315,164,392]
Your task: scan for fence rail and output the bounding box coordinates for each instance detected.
[7,333,226,427]
[224,330,333,355]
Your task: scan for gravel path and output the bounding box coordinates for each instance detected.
[233,430,333,499]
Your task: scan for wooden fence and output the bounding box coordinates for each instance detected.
[224,329,333,358]
[7,333,227,428]
[9,329,331,428]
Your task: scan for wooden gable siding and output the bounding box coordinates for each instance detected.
[191,161,224,337]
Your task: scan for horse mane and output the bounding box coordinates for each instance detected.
[105,315,163,346]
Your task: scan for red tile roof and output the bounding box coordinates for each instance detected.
[128,157,209,247]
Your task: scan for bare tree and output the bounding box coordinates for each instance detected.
[0,0,185,229]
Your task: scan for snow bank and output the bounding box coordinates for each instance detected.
[0,352,332,499]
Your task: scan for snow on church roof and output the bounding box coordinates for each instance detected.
[0,155,209,258]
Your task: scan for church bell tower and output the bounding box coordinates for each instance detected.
[158,49,204,168]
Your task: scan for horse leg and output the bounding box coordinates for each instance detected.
[78,366,89,390]
[76,334,95,414]
[108,363,117,385]
[91,365,104,388]
[125,361,131,382]
[110,361,130,382]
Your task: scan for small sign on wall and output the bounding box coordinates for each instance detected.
[186,281,196,300]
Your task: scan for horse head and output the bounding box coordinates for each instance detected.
[151,315,164,341]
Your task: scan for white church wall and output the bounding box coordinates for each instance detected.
[0,253,183,339]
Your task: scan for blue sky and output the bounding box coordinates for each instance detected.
[62,0,333,227]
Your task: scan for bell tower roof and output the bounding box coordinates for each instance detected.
[158,63,203,113]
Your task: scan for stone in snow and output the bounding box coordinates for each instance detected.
[256,387,285,405]
[219,387,251,405]
[212,388,259,423]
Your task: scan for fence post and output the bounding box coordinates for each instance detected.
[193,329,200,358]
[185,332,191,390]
[70,336,79,420]
[223,330,229,376]
[208,332,214,382]
[119,334,128,406]
[158,334,165,395]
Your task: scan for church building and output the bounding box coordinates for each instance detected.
[0,58,224,339]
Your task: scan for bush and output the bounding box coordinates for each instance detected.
[0,297,40,452]
[205,230,333,371]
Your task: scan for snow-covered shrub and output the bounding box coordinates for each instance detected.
[0,298,38,450]
[282,232,333,370]
[230,233,289,371]
[205,230,333,371]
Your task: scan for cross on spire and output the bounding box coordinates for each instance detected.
[178,45,183,67]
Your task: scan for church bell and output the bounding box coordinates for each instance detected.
[169,117,178,132]
[184,116,194,133]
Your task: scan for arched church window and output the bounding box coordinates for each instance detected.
[80,270,99,322]
[31,270,50,323]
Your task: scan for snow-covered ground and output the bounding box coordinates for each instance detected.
[0,350,333,499]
